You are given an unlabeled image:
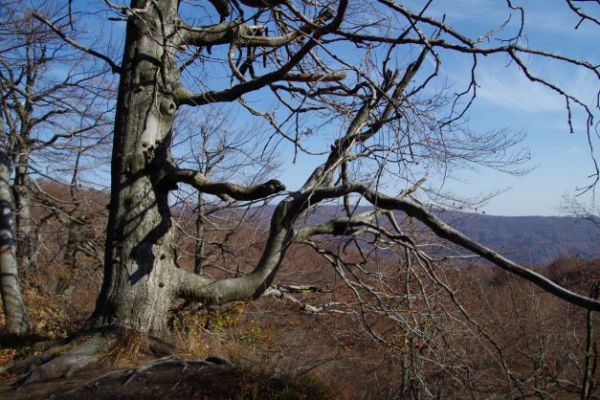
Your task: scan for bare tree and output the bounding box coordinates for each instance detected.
[13,0,600,384]
[0,151,29,334]
[170,107,278,275]
[0,0,112,334]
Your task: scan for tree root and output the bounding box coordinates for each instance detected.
[0,335,76,376]
[2,330,233,394]
[122,355,233,385]
[13,334,108,387]
[46,355,233,398]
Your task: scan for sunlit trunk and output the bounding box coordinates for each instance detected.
[194,192,206,274]
[91,0,181,336]
[0,151,30,334]
[14,153,33,274]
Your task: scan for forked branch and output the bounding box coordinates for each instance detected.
[310,183,600,311]
[175,1,348,106]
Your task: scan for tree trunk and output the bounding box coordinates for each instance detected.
[194,192,206,275]
[0,151,30,334]
[62,224,79,269]
[62,212,85,268]
[56,214,82,296]
[89,0,322,336]
[14,153,33,274]
[90,0,182,336]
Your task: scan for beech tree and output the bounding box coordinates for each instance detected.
[13,0,600,383]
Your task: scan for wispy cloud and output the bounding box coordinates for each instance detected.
[440,54,599,116]
[476,64,565,113]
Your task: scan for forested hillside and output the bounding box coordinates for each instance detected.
[261,205,600,265]
[1,181,600,398]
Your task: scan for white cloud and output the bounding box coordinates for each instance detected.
[476,65,565,113]
[451,55,598,115]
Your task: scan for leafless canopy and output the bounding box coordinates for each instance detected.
[30,0,600,312]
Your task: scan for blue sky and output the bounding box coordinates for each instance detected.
[267,1,600,216]
[71,0,600,216]
[428,0,600,215]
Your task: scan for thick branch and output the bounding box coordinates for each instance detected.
[172,215,293,304]
[180,20,301,48]
[284,72,347,82]
[262,285,340,314]
[161,168,285,201]
[176,2,347,106]
[294,210,377,242]
[238,0,286,7]
[175,42,311,105]
[207,0,232,20]
[180,6,334,48]
[310,183,600,311]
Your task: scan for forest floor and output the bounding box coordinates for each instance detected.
[0,354,340,400]
[0,280,348,400]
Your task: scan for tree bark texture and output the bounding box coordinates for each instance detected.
[90,0,303,335]
[194,192,206,275]
[14,153,33,274]
[0,152,30,334]
[91,0,182,336]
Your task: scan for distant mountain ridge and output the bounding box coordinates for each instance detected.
[257,205,600,266]
[35,180,600,266]
[438,211,600,266]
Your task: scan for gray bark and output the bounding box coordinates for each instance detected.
[14,153,33,274]
[91,0,183,335]
[0,151,30,334]
[194,192,206,275]
[56,213,87,296]
[90,0,334,336]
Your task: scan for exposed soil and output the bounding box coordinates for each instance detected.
[0,357,337,400]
